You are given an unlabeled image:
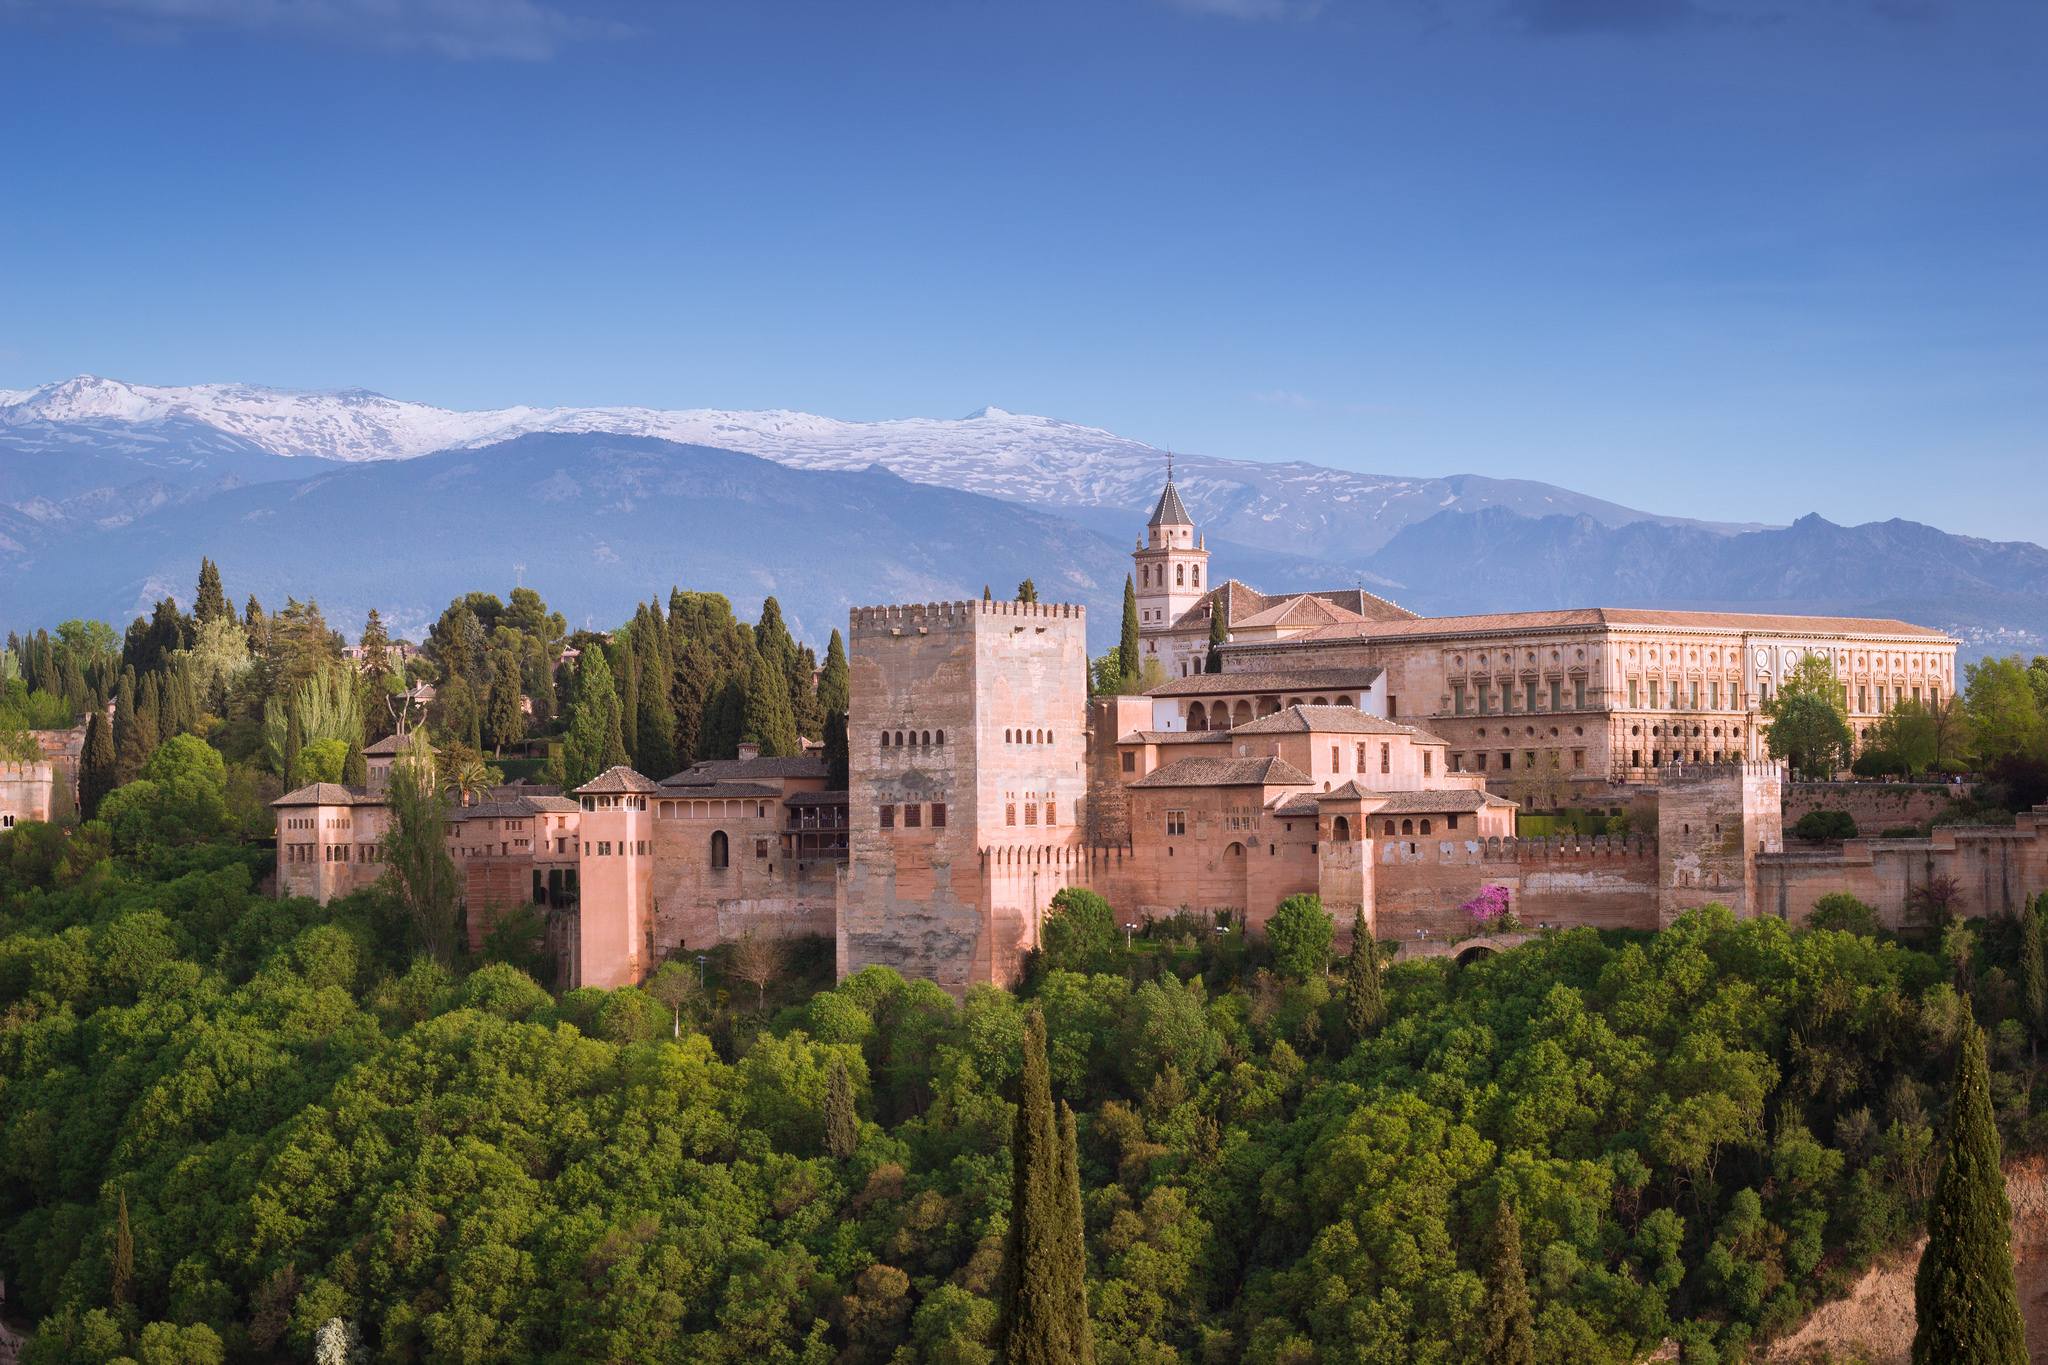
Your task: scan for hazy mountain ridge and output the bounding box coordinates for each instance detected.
[1,375,1766,558]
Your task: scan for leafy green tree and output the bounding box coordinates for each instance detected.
[299,736,348,784]
[1118,575,1140,688]
[1041,887,1115,972]
[1343,911,1384,1040]
[379,748,463,962]
[1266,893,1334,980]
[1912,1015,2025,1365]
[1766,654,1854,780]
[1964,654,2044,763]
[1793,810,1858,840]
[825,1058,859,1158]
[1480,1199,1534,1365]
[645,960,700,1039]
[282,705,303,789]
[670,636,716,769]
[79,709,115,821]
[1016,579,1039,604]
[564,648,623,788]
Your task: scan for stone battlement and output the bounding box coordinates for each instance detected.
[850,600,1086,633]
[1656,760,1784,785]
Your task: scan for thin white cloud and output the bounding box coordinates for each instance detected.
[16,0,623,58]
[1160,0,1326,19]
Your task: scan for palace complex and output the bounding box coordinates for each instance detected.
[274,475,2047,996]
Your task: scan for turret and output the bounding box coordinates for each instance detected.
[1133,463,1211,644]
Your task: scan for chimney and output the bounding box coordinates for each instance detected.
[737,742,760,761]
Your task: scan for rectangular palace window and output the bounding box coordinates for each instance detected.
[904,803,921,828]
[1045,801,1057,827]
[1024,803,1038,825]
[1380,743,1390,774]
[1165,810,1186,836]
[1006,803,1016,827]
[880,805,895,830]
[931,803,947,828]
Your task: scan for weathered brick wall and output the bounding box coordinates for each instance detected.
[1656,762,1783,922]
[0,761,55,826]
[1757,810,2048,929]
[1372,834,1662,941]
[1782,782,1962,834]
[651,807,839,955]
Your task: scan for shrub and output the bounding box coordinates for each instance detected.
[1852,749,1905,778]
[1041,887,1116,972]
[1265,893,1334,979]
[1793,810,1859,841]
[1880,826,1921,839]
[1805,893,1881,937]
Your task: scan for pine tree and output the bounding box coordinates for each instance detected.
[1481,1200,1534,1365]
[342,734,368,786]
[997,1007,1090,1365]
[742,652,800,758]
[195,557,230,624]
[1016,579,1039,604]
[80,711,116,821]
[245,594,265,631]
[1206,589,1227,673]
[1118,575,1141,689]
[819,629,850,716]
[112,1188,135,1307]
[824,1059,859,1159]
[284,707,304,789]
[1344,911,1385,1042]
[983,585,993,601]
[360,607,393,694]
[1913,1014,2026,1365]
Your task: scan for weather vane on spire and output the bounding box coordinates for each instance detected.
[1166,451,1174,484]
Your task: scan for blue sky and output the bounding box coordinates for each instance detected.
[1,0,2043,541]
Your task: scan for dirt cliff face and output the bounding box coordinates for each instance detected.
[1768,1157,2048,1364]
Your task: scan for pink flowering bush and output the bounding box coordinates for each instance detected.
[1461,884,1517,932]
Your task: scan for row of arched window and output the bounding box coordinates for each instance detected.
[1141,563,1200,588]
[881,729,944,747]
[1006,728,1053,744]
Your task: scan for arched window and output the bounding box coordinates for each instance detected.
[1188,702,1207,731]
[1420,819,1432,835]
[895,731,905,746]
[1227,841,1244,857]
[922,731,930,746]
[1384,820,1396,836]
[1233,701,1253,727]
[1176,565,1184,586]
[1047,730,1054,743]
[1192,566,1200,586]
[710,831,729,869]
[1004,729,1012,743]
[1142,566,1150,586]
[880,732,890,747]
[935,730,944,745]
[1336,695,1352,707]
[1312,696,1328,706]
[1401,819,1413,834]
[1333,815,1350,841]
[1037,729,1045,744]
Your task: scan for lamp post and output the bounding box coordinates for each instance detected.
[1124,922,1137,951]
[695,954,708,987]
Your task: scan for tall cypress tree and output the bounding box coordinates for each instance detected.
[613,639,639,766]
[1481,1200,1535,1365]
[112,1189,134,1308]
[195,557,230,624]
[598,691,630,773]
[2022,896,2047,1056]
[1206,589,1227,674]
[134,673,162,763]
[114,670,142,783]
[636,605,677,778]
[1055,1101,1094,1365]
[742,652,800,758]
[998,1007,1089,1365]
[486,651,525,755]
[824,1059,859,1159]
[1913,1014,2026,1365]
[79,711,116,821]
[342,734,368,787]
[823,710,849,791]
[819,629,850,716]
[1344,911,1385,1042]
[671,637,716,769]
[1118,575,1140,688]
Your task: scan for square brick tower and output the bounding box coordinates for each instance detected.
[839,599,1090,994]
[573,765,660,988]
[1657,760,1786,923]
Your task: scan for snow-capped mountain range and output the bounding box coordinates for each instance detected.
[0,375,1761,557]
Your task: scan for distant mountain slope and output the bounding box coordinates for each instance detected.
[1,376,1765,558]
[0,434,1139,648]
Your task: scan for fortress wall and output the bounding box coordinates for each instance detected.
[1782,782,1961,834]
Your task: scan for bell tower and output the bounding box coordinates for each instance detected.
[1133,459,1209,667]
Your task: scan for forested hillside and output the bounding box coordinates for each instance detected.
[5,792,2045,1364]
